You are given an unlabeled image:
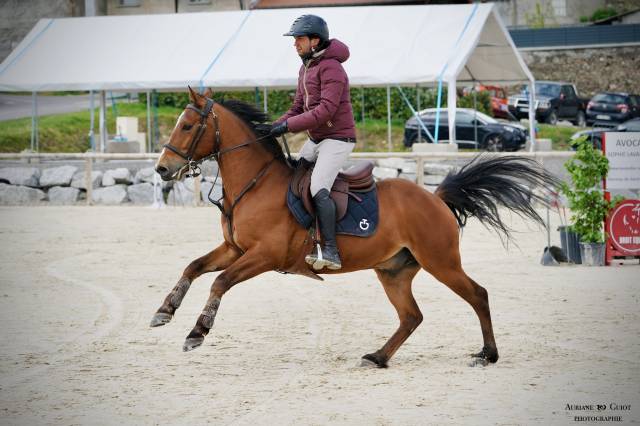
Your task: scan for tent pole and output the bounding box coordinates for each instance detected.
[99,90,107,152]
[89,90,95,151]
[447,79,456,144]
[263,87,268,113]
[528,78,536,152]
[360,86,365,149]
[146,91,151,153]
[30,92,36,152]
[473,83,477,147]
[386,85,391,151]
[416,84,421,144]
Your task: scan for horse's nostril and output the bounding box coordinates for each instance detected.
[156,165,168,175]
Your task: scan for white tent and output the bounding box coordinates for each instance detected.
[0,3,536,149]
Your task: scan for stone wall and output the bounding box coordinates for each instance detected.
[520,46,640,97]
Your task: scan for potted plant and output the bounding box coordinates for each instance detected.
[561,136,621,266]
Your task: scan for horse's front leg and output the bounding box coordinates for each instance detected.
[150,242,241,327]
[182,250,273,351]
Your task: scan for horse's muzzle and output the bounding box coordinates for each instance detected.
[155,165,174,181]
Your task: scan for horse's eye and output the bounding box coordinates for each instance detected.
[182,124,193,131]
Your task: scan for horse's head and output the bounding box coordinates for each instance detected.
[155,87,217,181]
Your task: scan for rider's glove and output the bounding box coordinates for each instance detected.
[270,120,288,138]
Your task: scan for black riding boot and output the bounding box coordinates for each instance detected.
[305,189,342,270]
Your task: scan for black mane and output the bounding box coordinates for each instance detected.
[219,99,286,162]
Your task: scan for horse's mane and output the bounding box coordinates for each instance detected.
[219,99,286,163]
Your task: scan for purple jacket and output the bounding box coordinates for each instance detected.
[277,39,356,142]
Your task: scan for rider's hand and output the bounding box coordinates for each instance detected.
[270,120,288,137]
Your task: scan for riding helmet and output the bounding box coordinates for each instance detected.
[283,15,329,42]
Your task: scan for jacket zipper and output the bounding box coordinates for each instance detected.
[303,61,312,139]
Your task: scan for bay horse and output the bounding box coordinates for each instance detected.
[151,87,557,368]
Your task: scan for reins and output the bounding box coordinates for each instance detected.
[163,97,293,255]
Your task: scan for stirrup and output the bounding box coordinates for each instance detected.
[305,243,342,270]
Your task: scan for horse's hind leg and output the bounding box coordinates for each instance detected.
[362,261,422,368]
[419,255,499,364]
[150,242,240,327]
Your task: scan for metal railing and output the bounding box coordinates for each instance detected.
[0,151,574,205]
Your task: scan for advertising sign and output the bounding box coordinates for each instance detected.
[603,132,640,189]
[608,200,640,255]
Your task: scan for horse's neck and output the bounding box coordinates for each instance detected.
[214,111,286,202]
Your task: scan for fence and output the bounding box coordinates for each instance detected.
[0,151,574,206]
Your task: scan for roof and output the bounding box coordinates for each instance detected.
[0,4,533,92]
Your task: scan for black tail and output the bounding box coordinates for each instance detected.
[435,155,560,241]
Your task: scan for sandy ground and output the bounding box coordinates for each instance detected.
[0,206,638,425]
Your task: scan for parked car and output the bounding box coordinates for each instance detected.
[586,92,640,127]
[508,81,588,126]
[403,108,527,151]
[569,117,640,150]
[463,85,512,119]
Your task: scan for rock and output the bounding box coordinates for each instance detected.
[127,183,155,205]
[372,167,398,180]
[168,178,199,206]
[102,168,132,186]
[399,173,417,182]
[423,163,455,176]
[39,166,77,187]
[201,181,223,205]
[0,167,40,187]
[47,186,80,204]
[92,185,128,205]
[71,170,103,190]
[0,183,46,205]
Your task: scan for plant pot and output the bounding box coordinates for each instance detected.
[558,226,582,264]
[579,242,605,266]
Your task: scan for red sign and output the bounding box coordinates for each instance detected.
[608,200,640,255]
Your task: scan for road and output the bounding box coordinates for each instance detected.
[0,94,93,121]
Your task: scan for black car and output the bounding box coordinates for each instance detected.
[507,81,588,126]
[403,108,527,151]
[569,117,640,150]
[586,92,640,127]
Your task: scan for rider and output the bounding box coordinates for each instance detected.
[270,14,356,271]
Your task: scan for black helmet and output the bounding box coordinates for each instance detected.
[283,15,329,41]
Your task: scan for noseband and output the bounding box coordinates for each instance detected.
[162,98,220,178]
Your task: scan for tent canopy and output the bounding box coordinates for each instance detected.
[0,4,533,92]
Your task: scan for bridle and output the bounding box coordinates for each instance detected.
[162,97,293,255]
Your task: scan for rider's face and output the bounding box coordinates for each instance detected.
[294,36,319,57]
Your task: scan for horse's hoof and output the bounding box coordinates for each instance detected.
[361,353,388,368]
[470,346,499,363]
[150,312,173,327]
[183,337,204,352]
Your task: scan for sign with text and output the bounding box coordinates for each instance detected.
[608,200,640,255]
[604,132,640,189]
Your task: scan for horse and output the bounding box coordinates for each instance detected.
[151,87,557,368]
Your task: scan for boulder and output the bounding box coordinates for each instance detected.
[0,183,46,205]
[39,166,77,187]
[201,181,223,205]
[102,168,132,186]
[372,166,398,180]
[399,173,417,182]
[424,174,445,186]
[47,186,80,205]
[168,178,199,206]
[71,170,103,190]
[127,183,155,205]
[423,163,455,176]
[377,158,414,173]
[92,185,128,205]
[0,167,40,187]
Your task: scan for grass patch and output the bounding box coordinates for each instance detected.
[537,124,585,150]
[0,103,183,153]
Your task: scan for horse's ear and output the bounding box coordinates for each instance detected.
[187,86,199,104]
[202,87,213,99]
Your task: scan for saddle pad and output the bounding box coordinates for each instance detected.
[287,186,379,237]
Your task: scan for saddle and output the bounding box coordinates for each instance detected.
[290,161,376,220]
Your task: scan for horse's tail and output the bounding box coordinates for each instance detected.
[435,155,560,241]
